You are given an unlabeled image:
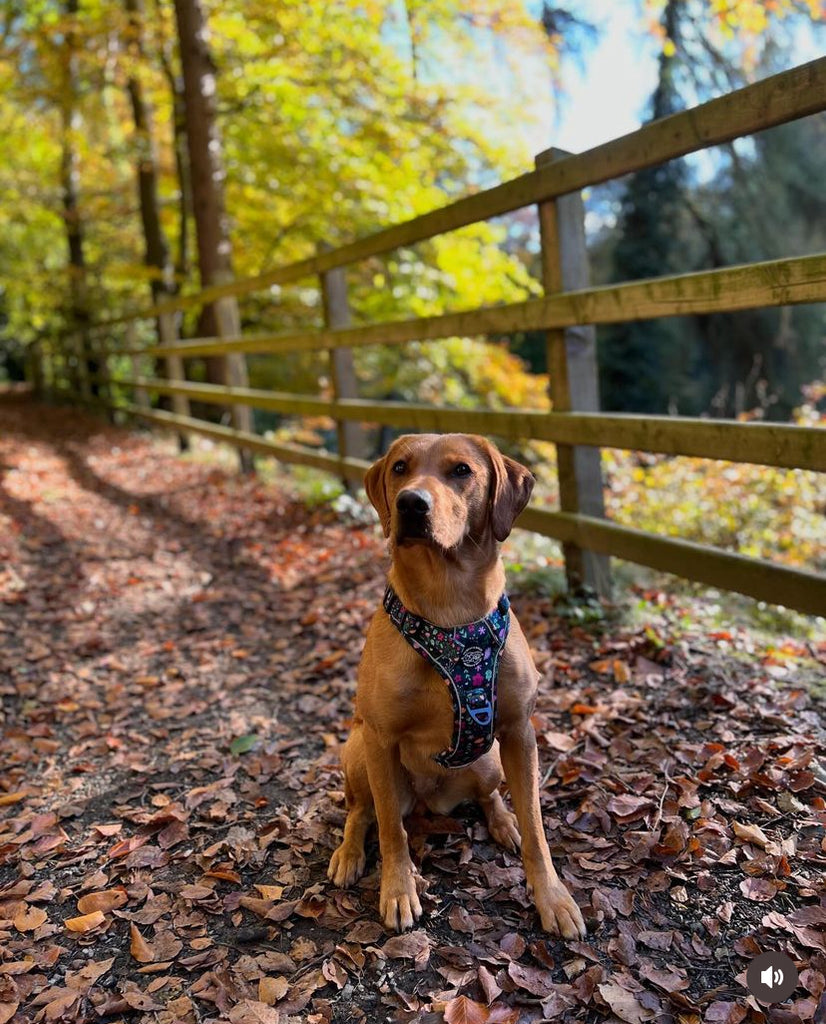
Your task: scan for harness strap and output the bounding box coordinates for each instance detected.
[383,584,510,769]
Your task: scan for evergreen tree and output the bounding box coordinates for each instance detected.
[598,0,687,414]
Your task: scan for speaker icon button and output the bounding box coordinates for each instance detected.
[746,951,798,1003]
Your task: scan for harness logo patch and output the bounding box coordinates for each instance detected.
[461,647,484,668]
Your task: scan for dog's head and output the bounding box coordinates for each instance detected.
[364,434,534,550]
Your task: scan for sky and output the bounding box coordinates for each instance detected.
[536,1,661,156]
[519,0,825,161]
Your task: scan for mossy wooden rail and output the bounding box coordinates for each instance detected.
[38,56,826,618]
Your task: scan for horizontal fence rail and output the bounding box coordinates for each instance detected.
[104,253,826,362]
[113,377,826,472]
[518,510,826,619]
[37,56,826,618]
[49,387,826,618]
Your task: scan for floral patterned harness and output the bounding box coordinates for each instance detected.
[382,585,511,769]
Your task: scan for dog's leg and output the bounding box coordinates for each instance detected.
[500,724,586,939]
[473,745,521,852]
[328,726,375,886]
[363,727,422,932]
[479,789,521,852]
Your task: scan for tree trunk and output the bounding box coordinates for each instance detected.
[154,0,192,282]
[60,0,96,398]
[124,0,190,444]
[125,0,174,306]
[172,0,252,462]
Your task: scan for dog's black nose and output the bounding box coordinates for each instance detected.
[396,488,432,516]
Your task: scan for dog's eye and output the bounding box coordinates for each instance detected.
[452,463,472,478]
[391,460,407,475]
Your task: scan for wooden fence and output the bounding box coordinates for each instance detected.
[33,57,826,617]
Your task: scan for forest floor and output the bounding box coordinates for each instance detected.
[1,389,825,1024]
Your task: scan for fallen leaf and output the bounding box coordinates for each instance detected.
[543,731,576,752]
[130,923,155,962]
[0,981,18,1024]
[739,877,780,901]
[43,989,79,1021]
[732,821,770,848]
[254,885,284,900]
[259,976,289,1005]
[230,734,258,755]
[76,889,127,915]
[606,794,654,820]
[13,905,47,932]
[598,981,657,1023]
[478,964,502,1004]
[705,1002,748,1024]
[507,961,556,998]
[65,910,106,933]
[382,929,432,964]
[613,659,631,683]
[65,958,115,992]
[444,994,490,1024]
[0,962,35,976]
[0,791,28,807]
[638,962,689,993]
[638,930,673,951]
[227,999,281,1024]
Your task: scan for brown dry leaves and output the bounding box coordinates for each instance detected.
[1,396,825,1024]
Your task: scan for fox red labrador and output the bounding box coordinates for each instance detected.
[328,433,585,939]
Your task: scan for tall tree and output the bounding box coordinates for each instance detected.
[60,0,96,396]
[598,0,687,414]
[172,0,252,453]
[124,0,174,307]
[124,0,191,438]
[151,0,193,283]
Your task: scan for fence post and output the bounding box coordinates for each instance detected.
[535,147,611,598]
[213,295,254,474]
[27,340,43,396]
[319,246,364,490]
[42,341,54,399]
[72,331,92,402]
[127,321,151,414]
[157,311,191,451]
[95,332,115,422]
[41,336,55,399]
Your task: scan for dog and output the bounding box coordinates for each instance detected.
[327,433,585,939]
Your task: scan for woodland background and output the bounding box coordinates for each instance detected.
[2,6,826,1023]
[0,0,824,583]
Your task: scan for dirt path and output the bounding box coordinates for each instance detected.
[1,392,825,1024]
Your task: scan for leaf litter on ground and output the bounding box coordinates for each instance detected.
[0,393,825,1023]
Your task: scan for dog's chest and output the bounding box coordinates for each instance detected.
[374,641,454,757]
[395,659,455,742]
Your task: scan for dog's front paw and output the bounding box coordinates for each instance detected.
[379,863,423,931]
[487,807,520,852]
[535,882,586,940]
[327,842,366,887]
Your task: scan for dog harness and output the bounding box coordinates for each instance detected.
[383,585,510,770]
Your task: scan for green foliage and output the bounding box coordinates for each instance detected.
[0,0,553,359]
[357,336,548,408]
[606,448,826,571]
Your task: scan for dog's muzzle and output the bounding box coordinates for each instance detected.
[395,488,432,540]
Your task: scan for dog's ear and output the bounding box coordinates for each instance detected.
[486,442,535,542]
[364,455,391,537]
